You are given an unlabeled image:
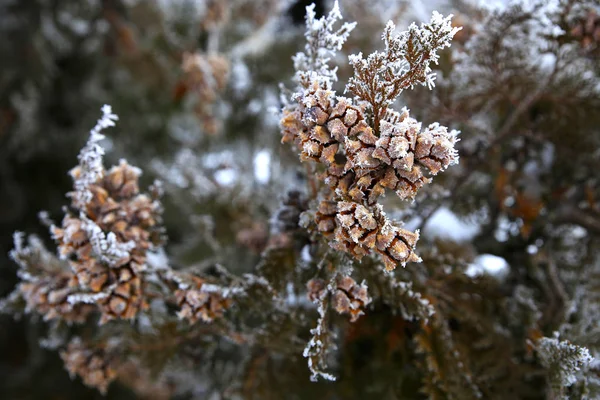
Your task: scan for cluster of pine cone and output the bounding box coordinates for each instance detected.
[175,277,233,324]
[50,159,164,323]
[60,339,118,395]
[281,79,458,270]
[307,275,372,322]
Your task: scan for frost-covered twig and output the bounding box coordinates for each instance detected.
[536,332,593,396]
[347,12,460,132]
[303,294,336,382]
[70,104,118,209]
[293,0,356,87]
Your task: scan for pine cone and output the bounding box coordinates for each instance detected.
[332,275,371,322]
[295,81,340,165]
[373,115,418,169]
[52,159,163,323]
[317,200,421,270]
[181,52,230,134]
[372,117,433,200]
[98,265,146,324]
[342,120,380,173]
[315,200,338,237]
[61,339,118,395]
[333,201,379,259]
[375,222,421,271]
[306,278,327,303]
[19,273,94,323]
[176,282,232,324]
[414,123,459,175]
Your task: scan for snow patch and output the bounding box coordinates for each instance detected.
[466,254,510,279]
[422,207,480,241]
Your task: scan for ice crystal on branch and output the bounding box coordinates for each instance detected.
[347,12,460,132]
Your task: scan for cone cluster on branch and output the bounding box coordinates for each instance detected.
[50,159,164,324]
[315,200,420,270]
[175,278,233,324]
[60,339,118,395]
[282,87,451,270]
[19,271,95,324]
[9,234,95,323]
[332,275,371,322]
[280,5,459,270]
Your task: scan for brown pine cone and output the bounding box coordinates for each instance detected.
[315,200,338,237]
[375,222,421,270]
[306,278,327,303]
[175,283,233,324]
[19,273,94,324]
[61,339,118,395]
[379,165,431,200]
[296,82,339,165]
[570,9,600,52]
[52,158,164,323]
[373,116,419,169]
[332,275,371,322]
[332,201,379,259]
[414,123,459,175]
[98,264,146,324]
[342,119,380,174]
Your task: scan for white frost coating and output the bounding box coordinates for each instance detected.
[82,217,135,267]
[466,254,510,279]
[67,291,109,305]
[71,105,118,208]
[423,207,480,242]
[253,149,271,184]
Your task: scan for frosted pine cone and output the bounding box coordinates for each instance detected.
[98,264,146,324]
[19,272,94,323]
[181,52,230,134]
[282,81,340,165]
[375,222,421,271]
[315,200,338,237]
[373,115,419,170]
[333,201,379,259]
[60,339,118,395]
[332,275,371,322]
[317,200,421,270]
[306,278,327,303]
[51,159,163,323]
[372,117,432,200]
[342,119,380,174]
[414,123,459,175]
[176,282,232,324]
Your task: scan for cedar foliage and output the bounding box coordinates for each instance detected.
[0,0,599,399]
